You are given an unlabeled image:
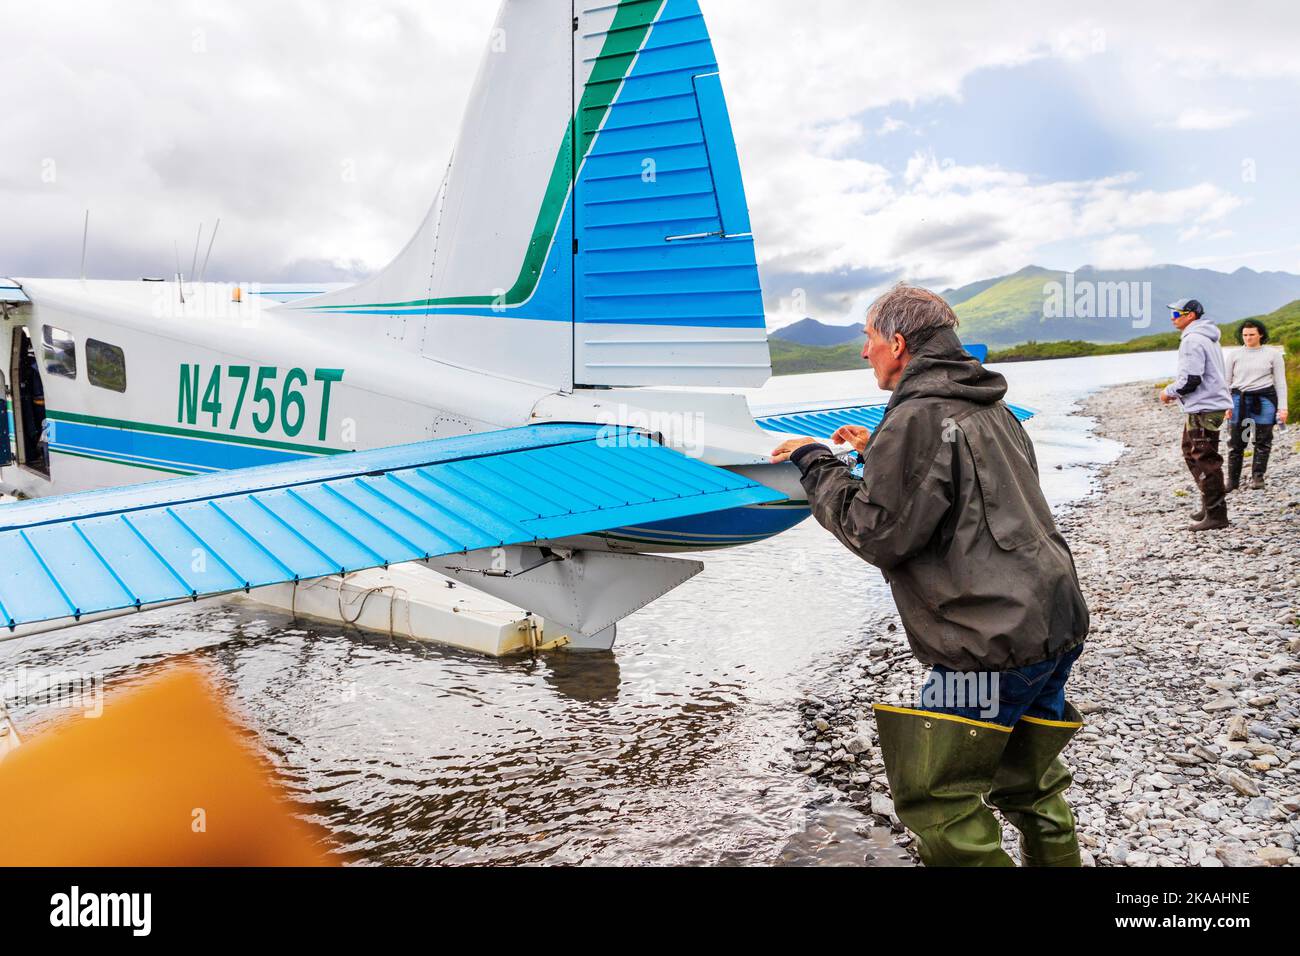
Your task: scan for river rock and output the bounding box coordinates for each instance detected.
[1220,770,1262,797]
[1257,847,1293,866]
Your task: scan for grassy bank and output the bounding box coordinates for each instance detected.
[767,338,863,375]
[984,331,1180,362]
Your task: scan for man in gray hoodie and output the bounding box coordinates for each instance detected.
[1159,298,1232,530]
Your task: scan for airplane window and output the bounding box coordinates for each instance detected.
[87,338,127,392]
[41,325,77,379]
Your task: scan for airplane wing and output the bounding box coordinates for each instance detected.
[0,424,782,635]
[753,400,1036,440]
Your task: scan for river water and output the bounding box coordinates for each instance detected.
[1,350,1176,865]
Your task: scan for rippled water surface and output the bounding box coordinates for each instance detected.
[1,351,1173,864]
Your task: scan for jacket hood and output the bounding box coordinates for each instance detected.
[886,326,1008,412]
[1183,317,1221,343]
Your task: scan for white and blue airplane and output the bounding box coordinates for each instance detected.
[0,0,1022,653]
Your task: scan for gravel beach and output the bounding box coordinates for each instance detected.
[793,380,1299,867]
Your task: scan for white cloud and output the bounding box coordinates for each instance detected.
[0,0,497,280]
[0,0,1293,305]
[1165,107,1252,130]
[1089,233,1155,269]
[707,0,1281,317]
[756,149,1242,325]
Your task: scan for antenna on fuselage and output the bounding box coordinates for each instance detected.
[174,240,185,305]
[79,210,89,281]
[198,218,220,283]
[189,223,203,286]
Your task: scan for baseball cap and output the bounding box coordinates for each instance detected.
[1167,298,1204,317]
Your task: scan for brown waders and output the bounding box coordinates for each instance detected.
[1182,411,1229,531]
[874,703,1083,867]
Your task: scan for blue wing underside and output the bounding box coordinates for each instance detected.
[0,425,782,631]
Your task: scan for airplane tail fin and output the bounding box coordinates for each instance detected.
[293,0,770,391]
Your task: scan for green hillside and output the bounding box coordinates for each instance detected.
[952,267,1058,343]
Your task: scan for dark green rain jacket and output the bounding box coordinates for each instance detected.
[789,327,1089,671]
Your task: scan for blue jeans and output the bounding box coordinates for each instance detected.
[1232,391,1278,426]
[918,644,1084,727]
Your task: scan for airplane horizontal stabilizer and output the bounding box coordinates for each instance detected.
[0,424,783,633]
[753,400,1035,439]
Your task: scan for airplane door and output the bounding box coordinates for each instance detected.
[9,326,49,477]
[0,369,10,467]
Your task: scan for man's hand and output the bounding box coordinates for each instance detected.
[1280,408,1289,424]
[1225,406,1232,420]
[770,436,820,464]
[831,424,872,454]
[1159,390,1173,404]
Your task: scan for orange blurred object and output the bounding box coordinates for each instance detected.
[0,664,334,866]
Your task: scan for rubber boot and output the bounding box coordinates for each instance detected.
[1188,504,1229,532]
[988,704,1084,866]
[1183,419,1229,530]
[1249,425,1273,489]
[1189,470,1228,531]
[1190,494,1206,523]
[1225,425,1244,494]
[873,704,1015,867]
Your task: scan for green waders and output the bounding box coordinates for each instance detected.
[873,704,1015,867]
[988,704,1084,866]
[874,702,1084,867]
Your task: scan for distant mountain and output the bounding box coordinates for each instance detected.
[949,264,1300,347]
[769,317,863,347]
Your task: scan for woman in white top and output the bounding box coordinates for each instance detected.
[1225,319,1289,491]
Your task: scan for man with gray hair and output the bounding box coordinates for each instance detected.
[771,284,1090,867]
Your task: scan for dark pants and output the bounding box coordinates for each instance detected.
[1182,411,1228,514]
[1228,392,1277,480]
[919,644,1085,727]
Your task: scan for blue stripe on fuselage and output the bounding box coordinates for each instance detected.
[45,419,331,476]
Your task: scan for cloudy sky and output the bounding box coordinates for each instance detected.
[2,0,1297,329]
